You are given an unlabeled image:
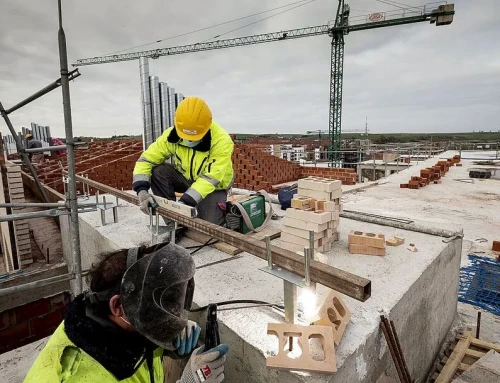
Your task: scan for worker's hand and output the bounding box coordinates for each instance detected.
[178,344,229,383]
[138,190,156,215]
[179,193,197,207]
[173,320,201,356]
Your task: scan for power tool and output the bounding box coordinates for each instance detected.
[226,191,273,234]
[204,304,220,350]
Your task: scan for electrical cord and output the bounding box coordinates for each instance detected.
[189,300,284,313]
[186,237,219,255]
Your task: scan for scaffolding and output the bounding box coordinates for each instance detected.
[0,1,84,294]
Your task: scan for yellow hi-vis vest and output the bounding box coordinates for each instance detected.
[133,122,234,204]
[24,323,164,383]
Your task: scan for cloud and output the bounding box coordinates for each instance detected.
[0,0,499,139]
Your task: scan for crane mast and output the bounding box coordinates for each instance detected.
[74,2,454,165]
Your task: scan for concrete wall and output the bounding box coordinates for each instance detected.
[390,238,462,382]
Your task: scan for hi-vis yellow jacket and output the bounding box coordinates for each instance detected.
[133,122,234,204]
[24,323,164,383]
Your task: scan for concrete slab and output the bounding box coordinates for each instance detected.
[452,350,500,383]
[59,194,461,383]
[0,337,49,383]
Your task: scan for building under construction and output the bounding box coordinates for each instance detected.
[1,1,500,383]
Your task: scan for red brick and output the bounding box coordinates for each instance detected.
[0,309,16,330]
[0,321,31,346]
[493,241,500,252]
[16,299,50,322]
[29,308,64,336]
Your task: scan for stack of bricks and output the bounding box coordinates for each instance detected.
[279,177,342,253]
[4,162,32,267]
[232,144,357,192]
[348,231,386,256]
[400,155,461,189]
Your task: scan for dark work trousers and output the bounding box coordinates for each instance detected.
[150,163,227,226]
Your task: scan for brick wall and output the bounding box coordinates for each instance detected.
[232,144,357,191]
[20,140,356,196]
[23,140,143,195]
[0,292,70,355]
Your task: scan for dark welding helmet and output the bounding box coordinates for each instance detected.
[84,243,195,349]
[120,243,196,349]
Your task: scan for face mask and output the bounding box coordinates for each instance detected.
[120,316,131,326]
[182,139,201,148]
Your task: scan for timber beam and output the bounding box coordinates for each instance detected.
[74,174,371,302]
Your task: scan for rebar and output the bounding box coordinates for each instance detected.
[390,319,411,382]
[380,319,407,383]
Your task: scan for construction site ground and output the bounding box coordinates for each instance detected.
[0,150,499,382]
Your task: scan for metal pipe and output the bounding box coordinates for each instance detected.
[0,273,75,297]
[0,202,64,208]
[0,209,70,222]
[0,101,50,203]
[340,210,462,239]
[4,70,80,115]
[24,145,67,153]
[476,311,481,339]
[58,0,82,294]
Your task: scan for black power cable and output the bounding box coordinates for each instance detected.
[189,300,284,313]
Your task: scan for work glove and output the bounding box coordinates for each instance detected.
[138,190,156,215]
[173,320,201,356]
[178,344,229,383]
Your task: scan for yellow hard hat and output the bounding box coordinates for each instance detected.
[25,134,32,139]
[174,97,212,141]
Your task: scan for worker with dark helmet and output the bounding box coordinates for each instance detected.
[133,96,234,226]
[24,243,229,383]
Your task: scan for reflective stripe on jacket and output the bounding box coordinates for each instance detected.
[133,122,234,204]
[24,323,164,383]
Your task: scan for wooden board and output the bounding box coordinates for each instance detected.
[436,329,472,383]
[185,226,282,255]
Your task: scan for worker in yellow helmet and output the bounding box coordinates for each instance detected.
[133,96,234,226]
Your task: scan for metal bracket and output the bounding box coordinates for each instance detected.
[95,194,118,226]
[260,235,316,291]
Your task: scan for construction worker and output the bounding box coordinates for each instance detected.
[25,133,44,165]
[133,96,234,226]
[24,242,229,383]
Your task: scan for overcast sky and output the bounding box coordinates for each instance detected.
[1,0,499,139]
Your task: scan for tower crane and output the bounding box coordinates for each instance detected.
[73,1,454,165]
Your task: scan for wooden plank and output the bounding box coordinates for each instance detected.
[465,349,486,359]
[441,357,471,373]
[436,329,472,383]
[74,174,372,301]
[467,338,500,353]
[185,226,281,256]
